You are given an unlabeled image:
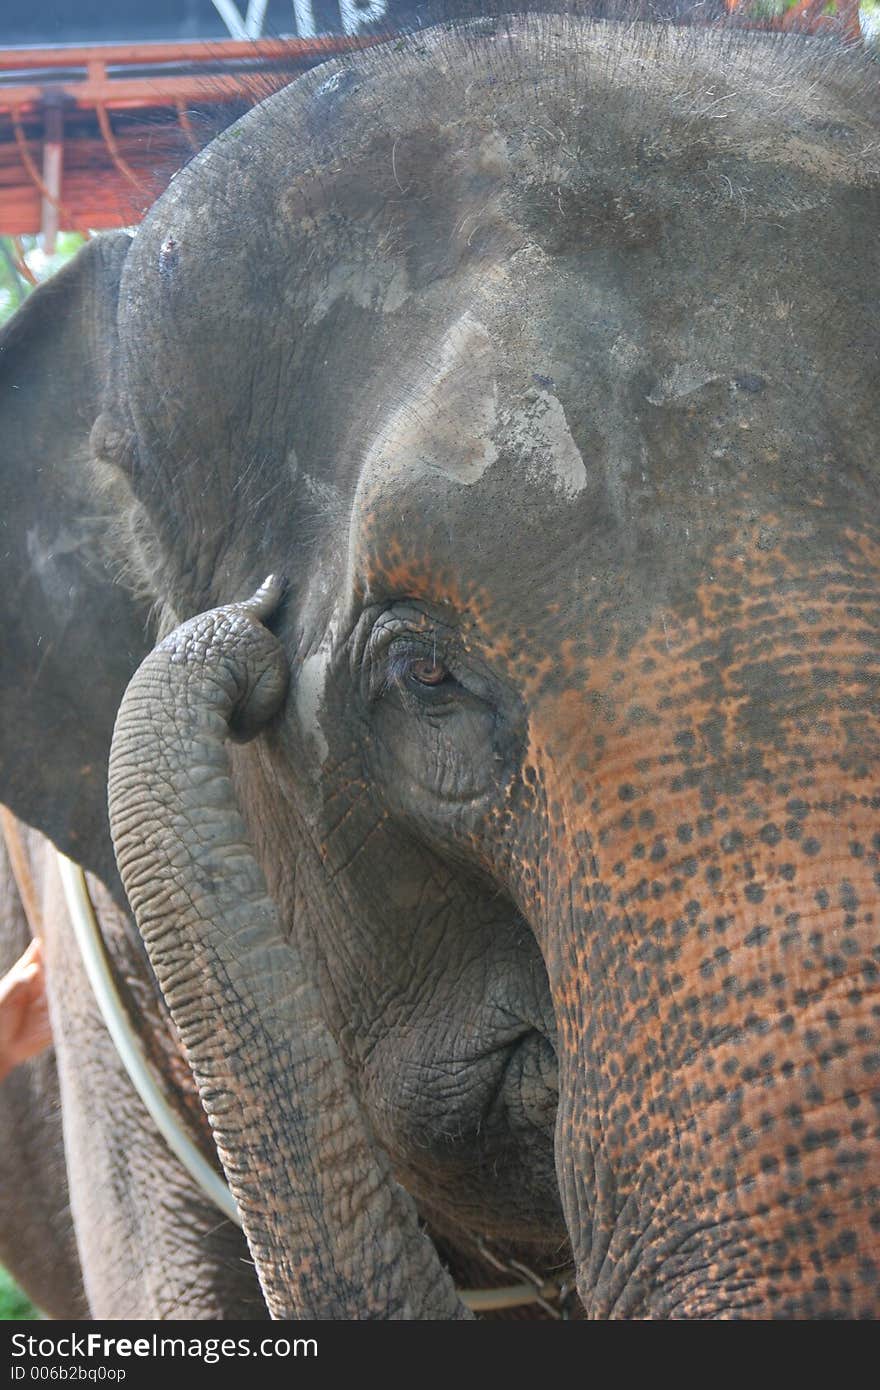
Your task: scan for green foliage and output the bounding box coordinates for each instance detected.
[742,0,879,36]
[743,0,868,17]
[863,0,880,44]
[0,1264,39,1320]
[0,233,85,327]
[0,245,26,325]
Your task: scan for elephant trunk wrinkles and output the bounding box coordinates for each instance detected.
[108,582,469,1321]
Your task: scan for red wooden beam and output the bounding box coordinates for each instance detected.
[0,36,378,116]
[0,37,371,72]
[1,73,311,115]
[0,122,192,234]
[0,36,364,234]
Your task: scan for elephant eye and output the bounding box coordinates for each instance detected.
[383,645,457,699]
[409,657,449,686]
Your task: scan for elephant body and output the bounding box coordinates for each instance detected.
[1,17,878,1317]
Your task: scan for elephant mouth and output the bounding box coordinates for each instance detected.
[450,1026,564,1245]
[368,1024,563,1248]
[484,1027,559,1137]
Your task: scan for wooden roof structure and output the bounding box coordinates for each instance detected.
[0,2,865,246]
[0,36,375,243]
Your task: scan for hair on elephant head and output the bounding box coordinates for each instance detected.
[1,15,879,1319]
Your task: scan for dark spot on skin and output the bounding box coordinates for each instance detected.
[803,838,822,857]
[744,924,771,947]
[745,883,765,904]
[759,823,782,846]
[733,372,767,394]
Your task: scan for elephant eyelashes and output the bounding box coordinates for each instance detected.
[408,657,449,687]
[385,647,456,700]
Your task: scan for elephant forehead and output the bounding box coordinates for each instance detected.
[354,284,589,495]
[116,17,877,632]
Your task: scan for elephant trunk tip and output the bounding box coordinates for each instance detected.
[240,575,288,624]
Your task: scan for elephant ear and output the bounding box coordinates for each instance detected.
[0,233,154,893]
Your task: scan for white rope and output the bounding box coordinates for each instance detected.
[56,852,241,1227]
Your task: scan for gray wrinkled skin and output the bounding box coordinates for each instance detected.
[0,17,878,1317]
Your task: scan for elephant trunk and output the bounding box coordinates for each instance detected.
[108,580,469,1320]
[502,531,880,1317]
[533,787,880,1318]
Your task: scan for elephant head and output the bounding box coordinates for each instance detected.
[2,19,879,1318]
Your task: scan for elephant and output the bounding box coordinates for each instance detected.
[1,14,879,1319]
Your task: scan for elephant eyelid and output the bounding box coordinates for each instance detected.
[383,645,457,697]
[363,611,477,708]
[386,647,450,686]
[366,616,443,687]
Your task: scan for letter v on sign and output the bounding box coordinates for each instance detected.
[210,0,388,40]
